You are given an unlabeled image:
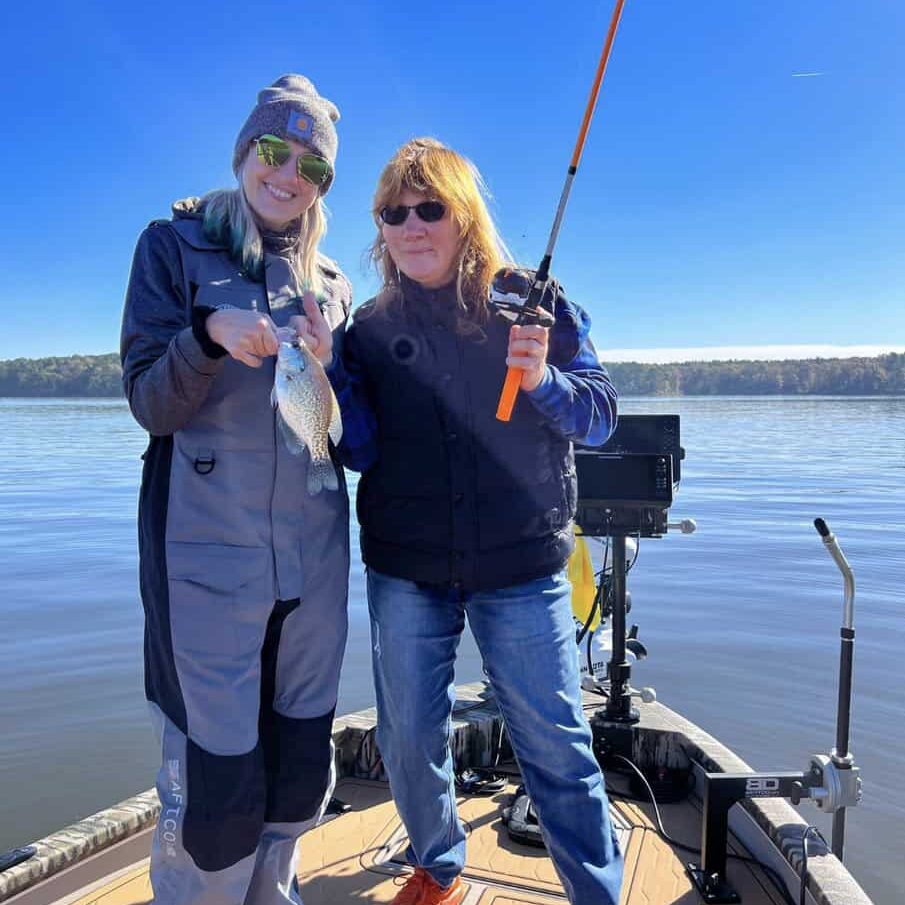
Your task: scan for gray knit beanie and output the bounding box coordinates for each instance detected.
[233,74,340,194]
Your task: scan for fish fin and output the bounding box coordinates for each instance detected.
[307,458,339,495]
[327,387,343,445]
[276,409,307,456]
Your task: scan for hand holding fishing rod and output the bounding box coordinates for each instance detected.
[506,322,551,391]
[495,0,627,421]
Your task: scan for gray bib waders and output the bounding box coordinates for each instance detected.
[127,218,350,905]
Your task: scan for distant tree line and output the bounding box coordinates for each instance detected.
[0,352,903,397]
[0,353,123,397]
[605,353,905,396]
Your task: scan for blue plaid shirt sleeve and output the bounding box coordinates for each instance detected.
[326,319,379,473]
[523,293,618,447]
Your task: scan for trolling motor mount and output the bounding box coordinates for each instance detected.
[687,519,862,903]
[687,757,861,903]
[809,753,862,814]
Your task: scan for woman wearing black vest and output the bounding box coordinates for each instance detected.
[309,137,623,905]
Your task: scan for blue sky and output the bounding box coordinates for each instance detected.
[2,0,903,362]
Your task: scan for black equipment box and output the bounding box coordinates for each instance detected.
[574,415,681,538]
[594,414,682,482]
[575,453,673,536]
[575,451,673,508]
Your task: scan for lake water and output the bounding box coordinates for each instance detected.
[0,396,902,903]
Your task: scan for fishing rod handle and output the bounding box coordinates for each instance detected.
[496,367,522,422]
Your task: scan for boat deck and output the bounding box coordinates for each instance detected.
[47,777,784,905]
[6,687,869,905]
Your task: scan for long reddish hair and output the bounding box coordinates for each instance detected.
[368,138,512,322]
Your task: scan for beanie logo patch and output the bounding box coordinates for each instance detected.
[287,111,314,142]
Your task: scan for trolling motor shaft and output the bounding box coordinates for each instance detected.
[814,517,858,860]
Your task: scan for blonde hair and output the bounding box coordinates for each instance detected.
[201,153,326,294]
[368,137,512,322]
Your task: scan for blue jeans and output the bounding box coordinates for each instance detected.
[367,568,623,905]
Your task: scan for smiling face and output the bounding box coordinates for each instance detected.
[241,137,320,230]
[381,188,461,289]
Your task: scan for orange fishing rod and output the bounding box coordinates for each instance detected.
[495,0,627,422]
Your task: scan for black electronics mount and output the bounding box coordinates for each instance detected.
[574,426,862,904]
[575,415,684,723]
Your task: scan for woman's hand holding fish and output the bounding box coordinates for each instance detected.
[288,291,333,366]
[507,324,549,391]
[207,308,280,368]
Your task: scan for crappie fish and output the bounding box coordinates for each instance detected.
[273,335,343,495]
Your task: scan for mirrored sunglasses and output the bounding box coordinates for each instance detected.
[379,200,447,226]
[254,134,332,187]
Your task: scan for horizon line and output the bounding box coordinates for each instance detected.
[2,343,905,366]
[597,343,905,364]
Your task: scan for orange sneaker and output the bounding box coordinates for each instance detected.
[390,868,465,905]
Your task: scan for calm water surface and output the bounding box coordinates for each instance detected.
[0,397,902,903]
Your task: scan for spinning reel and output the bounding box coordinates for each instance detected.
[488,268,555,328]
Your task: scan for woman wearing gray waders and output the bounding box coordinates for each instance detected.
[120,75,351,905]
[316,138,623,905]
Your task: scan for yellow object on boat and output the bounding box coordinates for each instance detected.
[569,525,599,630]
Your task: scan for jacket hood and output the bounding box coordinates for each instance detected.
[171,196,206,221]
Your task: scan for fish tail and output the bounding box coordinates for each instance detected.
[307,458,339,495]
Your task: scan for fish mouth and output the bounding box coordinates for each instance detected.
[275,327,303,351]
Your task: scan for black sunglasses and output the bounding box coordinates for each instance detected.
[379,200,447,226]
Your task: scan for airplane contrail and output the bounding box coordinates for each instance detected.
[791,71,825,78]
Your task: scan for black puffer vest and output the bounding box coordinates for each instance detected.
[353,278,576,592]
